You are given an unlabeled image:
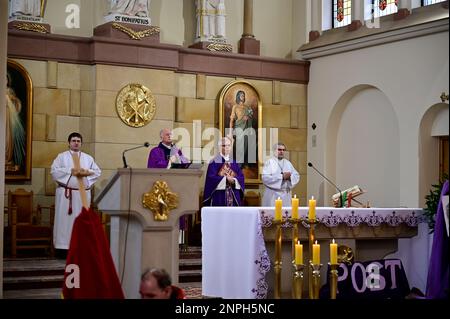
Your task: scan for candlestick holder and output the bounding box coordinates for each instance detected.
[303,218,318,299]
[292,263,305,299]
[272,218,285,299]
[329,263,339,299]
[310,262,322,299]
[288,217,301,298]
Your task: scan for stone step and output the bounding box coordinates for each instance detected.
[3,275,64,290]
[179,258,202,271]
[3,288,62,299]
[178,269,202,283]
[179,246,202,259]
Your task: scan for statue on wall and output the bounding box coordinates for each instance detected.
[108,0,149,17]
[9,0,44,18]
[195,0,227,43]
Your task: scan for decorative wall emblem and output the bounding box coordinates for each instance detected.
[115,83,156,127]
[14,22,49,33]
[142,181,179,221]
[112,23,160,40]
[207,42,232,52]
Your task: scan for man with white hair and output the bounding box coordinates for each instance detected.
[203,136,245,206]
[261,142,300,207]
[147,128,189,168]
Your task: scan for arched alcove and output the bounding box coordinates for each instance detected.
[326,85,400,206]
[419,103,449,207]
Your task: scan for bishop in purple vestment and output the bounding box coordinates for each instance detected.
[203,137,245,206]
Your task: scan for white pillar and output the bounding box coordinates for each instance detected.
[311,0,322,32]
[398,0,412,10]
[351,0,364,22]
[0,0,8,300]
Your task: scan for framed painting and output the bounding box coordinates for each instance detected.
[219,80,262,184]
[5,59,33,181]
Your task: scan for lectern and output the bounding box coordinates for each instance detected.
[94,168,202,298]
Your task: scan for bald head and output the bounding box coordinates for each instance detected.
[160,128,173,146]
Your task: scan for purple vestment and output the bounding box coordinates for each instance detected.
[147,143,188,168]
[426,180,449,299]
[203,155,245,206]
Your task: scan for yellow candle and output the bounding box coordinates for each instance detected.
[330,239,338,265]
[308,196,316,220]
[312,240,320,265]
[275,197,282,221]
[295,242,303,265]
[291,194,299,219]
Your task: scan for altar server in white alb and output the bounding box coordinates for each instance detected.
[51,132,101,252]
[262,142,300,206]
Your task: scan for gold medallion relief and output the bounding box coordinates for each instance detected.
[116,83,156,127]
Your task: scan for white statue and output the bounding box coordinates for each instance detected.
[195,0,226,42]
[109,0,149,17]
[9,0,42,18]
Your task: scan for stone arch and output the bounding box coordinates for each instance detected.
[418,102,449,207]
[325,84,400,206]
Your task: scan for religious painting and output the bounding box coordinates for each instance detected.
[5,59,33,181]
[219,80,262,184]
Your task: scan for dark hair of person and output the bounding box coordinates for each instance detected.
[235,90,245,103]
[68,132,83,143]
[141,268,172,289]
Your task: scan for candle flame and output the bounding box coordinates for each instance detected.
[297,240,300,245]
[315,240,318,244]
[294,194,297,198]
[332,238,335,244]
[311,196,314,200]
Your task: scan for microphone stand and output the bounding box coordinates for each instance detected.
[308,163,344,208]
[122,152,128,168]
[122,143,150,169]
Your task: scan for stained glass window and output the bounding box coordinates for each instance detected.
[333,0,352,28]
[422,0,445,5]
[372,0,398,18]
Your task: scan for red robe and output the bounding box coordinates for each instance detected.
[62,207,124,299]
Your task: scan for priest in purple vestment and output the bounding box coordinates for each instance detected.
[203,136,245,206]
[426,179,449,299]
[147,128,189,169]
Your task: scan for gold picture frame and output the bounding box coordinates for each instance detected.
[5,59,33,181]
[219,80,263,184]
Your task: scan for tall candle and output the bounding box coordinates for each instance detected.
[295,241,303,265]
[291,194,299,219]
[308,196,316,220]
[275,197,282,221]
[330,239,338,265]
[312,240,320,265]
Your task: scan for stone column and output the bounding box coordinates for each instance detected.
[309,0,322,42]
[0,0,8,300]
[238,0,260,55]
[394,0,411,20]
[348,0,364,31]
[242,0,254,38]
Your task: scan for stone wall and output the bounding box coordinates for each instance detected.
[4,59,308,216]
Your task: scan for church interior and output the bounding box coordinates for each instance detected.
[0,0,448,300]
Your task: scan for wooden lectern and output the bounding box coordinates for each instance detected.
[94,168,202,298]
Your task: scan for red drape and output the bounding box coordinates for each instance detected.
[62,207,124,299]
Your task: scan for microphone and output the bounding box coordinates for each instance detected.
[122,142,150,168]
[307,162,344,207]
